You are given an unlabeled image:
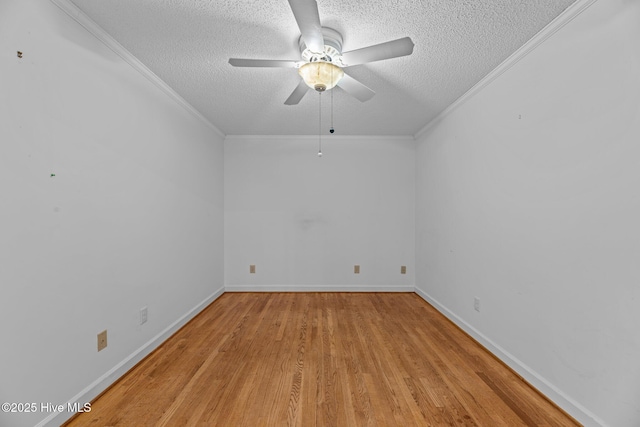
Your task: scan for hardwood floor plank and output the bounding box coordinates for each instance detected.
[64,293,580,427]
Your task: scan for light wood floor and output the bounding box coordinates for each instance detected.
[65,292,580,426]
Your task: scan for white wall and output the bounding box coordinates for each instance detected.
[415,0,640,425]
[225,136,415,290]
[0,1,224,426]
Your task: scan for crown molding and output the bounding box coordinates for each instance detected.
[224,134,415,142]
[49,0,226,139]
[413,0,599,141]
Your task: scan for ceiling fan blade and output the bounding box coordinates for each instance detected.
[341,37,414,67]
[337,73,375,102]
[284,79,310,105]
[287,0,324,54]
[229,58,298,68]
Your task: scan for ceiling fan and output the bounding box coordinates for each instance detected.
[229,0,414,105]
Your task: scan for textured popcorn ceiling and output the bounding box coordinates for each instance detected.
[69,0,577,136]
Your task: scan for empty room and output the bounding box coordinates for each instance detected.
[1,0,638,426]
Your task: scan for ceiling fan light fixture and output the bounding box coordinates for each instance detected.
[298,62,344,92]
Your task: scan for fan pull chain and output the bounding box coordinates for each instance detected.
[318,92,323,157]
[330,86,334,134]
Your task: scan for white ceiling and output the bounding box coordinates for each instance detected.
[69,0,577,136]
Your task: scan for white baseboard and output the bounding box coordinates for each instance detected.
[42,286,225,427]
[413,287,604,427]
[224,284,415,292]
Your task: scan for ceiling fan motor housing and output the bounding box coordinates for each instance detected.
[299,27,344,66]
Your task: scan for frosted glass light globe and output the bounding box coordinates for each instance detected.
[298,62,344,92]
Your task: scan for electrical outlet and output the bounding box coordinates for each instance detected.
[97,330,107,352]
[474,297,481,312]
[400,265,407,274]
[249,265,256,274]
[140,306,148,325]
[354,265,360,274]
